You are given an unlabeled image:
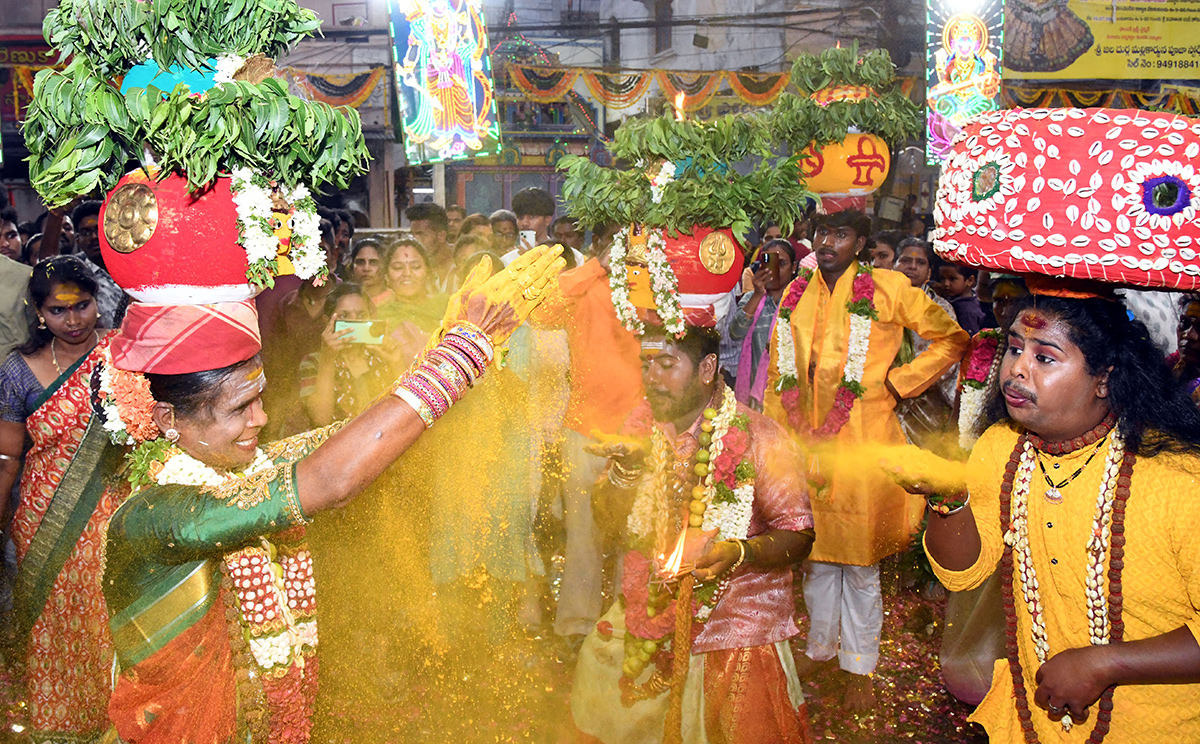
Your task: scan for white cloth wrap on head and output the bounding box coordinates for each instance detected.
[679,291,736,327]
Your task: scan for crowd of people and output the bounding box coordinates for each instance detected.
[2,183,1200,744]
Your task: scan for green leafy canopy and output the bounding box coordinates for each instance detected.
[24,60,370,207]
[772,42,921,150]
[23,0,366,207]
[43,0,319,77]
[558,45,921,237]
[559,113,814,239]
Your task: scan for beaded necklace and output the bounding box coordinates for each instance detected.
[999,417,1132,744]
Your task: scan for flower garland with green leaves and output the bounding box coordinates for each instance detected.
[774,264,877,440]
[607,226,685,337]
[230,168,325,287]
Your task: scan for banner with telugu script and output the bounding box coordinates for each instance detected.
[1003,0,1200,80]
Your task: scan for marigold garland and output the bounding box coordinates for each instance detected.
[98,356,160,445]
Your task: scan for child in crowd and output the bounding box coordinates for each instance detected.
[934,261,987,334]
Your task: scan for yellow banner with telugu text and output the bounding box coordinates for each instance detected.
[1003,0,1200,80]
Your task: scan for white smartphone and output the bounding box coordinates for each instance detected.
[519,229,536,249]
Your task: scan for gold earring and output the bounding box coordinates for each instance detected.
[37,317,46,329]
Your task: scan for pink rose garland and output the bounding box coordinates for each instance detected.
[775,265,876,441]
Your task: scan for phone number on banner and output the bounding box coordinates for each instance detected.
[1127,58,1200,70]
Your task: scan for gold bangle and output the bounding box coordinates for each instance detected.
[607,462,640,489]
[724,539,746,576]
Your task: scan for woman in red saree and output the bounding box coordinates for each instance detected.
[0,256,127,743]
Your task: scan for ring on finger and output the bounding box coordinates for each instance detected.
[522,287,541,301]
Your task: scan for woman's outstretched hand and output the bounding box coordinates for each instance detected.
[442,244,565,347]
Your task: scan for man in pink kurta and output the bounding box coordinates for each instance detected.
[570,327,815,744]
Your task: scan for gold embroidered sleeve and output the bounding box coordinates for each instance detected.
[264,420,349,463]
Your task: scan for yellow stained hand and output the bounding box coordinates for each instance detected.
[439,244,566,348]
[584,430,645,461]
[875,444,969,496]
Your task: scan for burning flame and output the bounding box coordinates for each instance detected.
[673,91,686,122]
[661,527,688,578]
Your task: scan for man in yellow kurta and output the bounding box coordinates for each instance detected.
[900,293,1200,742]
[764,209,968,708]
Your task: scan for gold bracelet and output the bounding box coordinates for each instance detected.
[607,463,640,489]
[723,539,746,576]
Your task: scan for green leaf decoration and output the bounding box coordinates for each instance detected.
[558,45,920,237]
[44,0,318,77]
[23,60,370,207]
[558,113,813,237]
[126,438,176,490]
[734,460,757,484]
[713,482,738,505]
[24,0,367,208]
[771,42,921,151]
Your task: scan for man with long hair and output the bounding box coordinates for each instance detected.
[896,289,1200,742]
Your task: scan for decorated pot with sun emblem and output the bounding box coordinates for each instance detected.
[933,108,1200,290]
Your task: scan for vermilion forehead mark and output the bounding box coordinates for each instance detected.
[1021,312,1047,330]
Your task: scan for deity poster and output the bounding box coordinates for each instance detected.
[925,0,1003,164]
[387,0,502,164]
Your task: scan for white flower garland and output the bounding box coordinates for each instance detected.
[774,312,798,387]
[213,53,246,84]
[700,387,753,540]
[772,270,874,403]
[648,160,677,204]
[153,448,274,489]
[1003,430,1125,732]
[957,347,1004,451]
[844,313,871,382]
[608,228,639,334]
[96,361,133,445]
[646,230,684,337]
[607,226,684,337]
[230,167,325,284]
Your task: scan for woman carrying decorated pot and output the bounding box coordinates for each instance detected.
[100,245,563,743]
[0,256,127,743]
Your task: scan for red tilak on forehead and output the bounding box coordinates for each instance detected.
[1021,312,1047,330]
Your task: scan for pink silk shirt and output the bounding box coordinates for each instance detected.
[647,402,815,654]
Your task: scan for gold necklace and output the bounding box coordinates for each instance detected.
[50,330,99,375]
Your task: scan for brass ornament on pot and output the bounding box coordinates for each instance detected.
[698,231,735,275]
[104,183,158,253]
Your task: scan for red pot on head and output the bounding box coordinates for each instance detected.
[100,170,258,304]
[664,225,745,327]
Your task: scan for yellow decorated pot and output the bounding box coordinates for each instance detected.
[800,133,891,197]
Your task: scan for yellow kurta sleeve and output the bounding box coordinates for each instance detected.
[1161,454,1200,647]
[877,272,969,399]
[925,421,1014,592]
